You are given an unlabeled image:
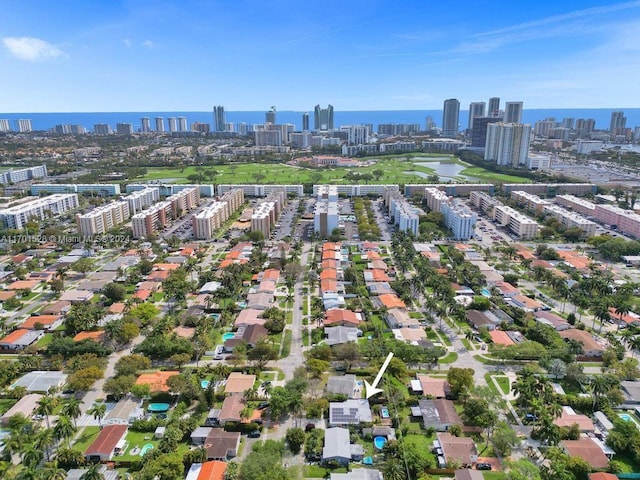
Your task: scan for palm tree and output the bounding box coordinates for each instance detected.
[88,403,107,429]
[35,428,56,462]
[614,303,631,332]
[21,447,43,469]
[15,469,40,480]
[79,464,105,480]
[630,336,640,359]
[61,398,82,428]
[53,415,76,449]
[36,395,57,429]
[40,465,67,480]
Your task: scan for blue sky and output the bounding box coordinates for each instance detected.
[2,0,640,112]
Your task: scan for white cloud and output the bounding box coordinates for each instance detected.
[2,36,65,61]
[142,40,154,49]
[122,39,132,47]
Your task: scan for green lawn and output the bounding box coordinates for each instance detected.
[494,376,510,395]
[72,426,101,452]
[438,351,459,364]
[139,155,531,185]
[0,399,17,415]
[305,465,348,478]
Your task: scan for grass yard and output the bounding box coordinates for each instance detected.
[72,426,101,452]
[305,465,348,478]
[495,376,511,395]
[139,155,530,185]
[0,398,17,415]
[438,351,458,364]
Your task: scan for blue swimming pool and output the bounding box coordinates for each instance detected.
[148,403,170,413]
[481,288,491,297]
[222,332,235,341]
[140,443,154,456]
[362,457,373,465]
[374,436,387,450]
[381,407,390,418]
[201,380,210,389]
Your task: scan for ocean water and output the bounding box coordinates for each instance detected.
[1,109,639,132]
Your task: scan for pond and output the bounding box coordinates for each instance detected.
[414,160,479,181]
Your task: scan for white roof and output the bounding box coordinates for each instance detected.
[12,371,67,392]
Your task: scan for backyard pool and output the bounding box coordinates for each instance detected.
[201,380,211,389]
[236,302,247,309]
[362,457,373,465]
[148,403,170,413]
[381,407,390,418]
[140,443,154,456]
[222,333,235,341]
[618,413,640,429]
[481,288,491,297]
[374,436,387,450]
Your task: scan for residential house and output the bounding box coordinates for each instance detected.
[135,371,179,393]
[455,470,485,480]
[104,397,143,426]
[218,395,244,425]
[534,311,571,331]
[410,375,451,398]
[325,326,360,346]
[328,399,372,426]
[84,425,128,462]
[385,309,420,329]
[1,394,42,425]
[553,407,595,433]
[191,427,213,446]
[559,329,605,358]
[234,309,265,328]
[246,292,273,310]
[59,290,94,303]
[436,432,478,468]
[331,470,382,480]
[224,372,256,395]
[0,329,44,350]
[414,399,462,431]
[621,381,640,405]
[322,427,364,466]
[466,310,500,331]
[561,437,611,469]
[324,309,362,327]
[21,315,63,332]
[326,375,359,398]
[204,430,241,460]
[241,324,268,347]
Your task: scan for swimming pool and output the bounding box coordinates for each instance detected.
[222,332,235,341]
[148,403,170,413]
[481,288,491,297]
[236,302,247,309]
[140,443,154,456]
[381,407,390,418]
[201,380,211,389]
[374,436,387,450]
[618,413,640,429]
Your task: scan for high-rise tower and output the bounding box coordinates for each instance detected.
[314,104,334,130]
[488,97,500,118]
[610,111,626,134]
[265,106,276,124]
[213,106,225,132]
[468,102,486,130]
[504,102,523,124]
[302,112,309,131]
[141,117,151,133]
[442,99,460,138]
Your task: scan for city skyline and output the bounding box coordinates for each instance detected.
[2,1,640,112]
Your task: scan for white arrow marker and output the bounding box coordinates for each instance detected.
[364,352,394,399]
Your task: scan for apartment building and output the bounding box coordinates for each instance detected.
[510,191,550,214]
[424,188,450,213]
[166,187,199,219]
[493,205,539,239]
[31,184,121,196]
[384,188,420,236]
[217,184,304,197]
[595,205,640,238]
[192,189,244,240]
[126,183,216,198]
[314,200,339,237]
[542,205,597,237]
[124,187,160,214]
[0,165,48,185]
[76,201,130,236]
[470,191,502,217]
[441,202,477,240]
[251,202,274,238]
[405,184,495,198]
[0,194,79,229]
[131,201,171,239]
[555,195,597,217]
[502,183,597,197]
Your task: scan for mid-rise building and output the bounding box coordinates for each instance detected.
[31,184,120,196]
[141,117,151,133]
[255,130,282,146]
[314,104,334,131]
[484,123,531,167]
[510,191,550,214]
[116,123,134,135]
[442,99,460,138]
[341,125,370,145]
[542,204,597,237]
[314,200,339,237]
[191,122,210,133]
[468,102,486,130]
[0,194,79,229]
[555,195,597,217]
[131,187,199,239]
[384,188,420,236]
[502,183,597,197]
[155,117,165,133]
[76,201,130,236]
[192,189,244,240]
[504,102,523,124]
[123,187,160,214]
[218,184,303,197]
[493,205,539,239]
[93,124,110,135]
[290,131,312,148]
[251,188,286,238]
[17,119,33,133]
[441,202,477,240]
[470,191,501,217]
[0,165,48,185]
[424,187,450,213]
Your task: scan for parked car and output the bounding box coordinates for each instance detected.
[248,430,261,438]
[476,463,492,471]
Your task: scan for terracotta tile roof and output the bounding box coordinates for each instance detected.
[73,331,105,342]
[378,294,405,309]
[559,329,604,354]
[261,269,280,281]
[489,330,515,346]
[108,303,126,314]
[173,326,196,338]
[21,315,61,329]
[7,280,38,291]
[321,279,338,293]
[0,329,31,344]
[322,260,338,270]
[135,371,179,392]
[588,473,619,480]
[324,309,361,327]
[416,375,451,398]
[219,395,244,422]
[562,437,609,469]
[198,461,227,480]
[133,289,152,300]
[0,291,17,301]
[224,372,256,395]
[320,269,338,280]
